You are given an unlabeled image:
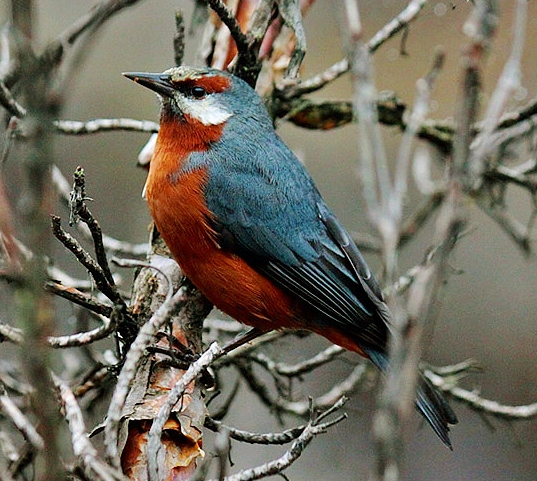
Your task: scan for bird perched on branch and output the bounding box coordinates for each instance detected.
[124,66,457,447]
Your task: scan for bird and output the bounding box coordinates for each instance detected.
[123,66,457,447]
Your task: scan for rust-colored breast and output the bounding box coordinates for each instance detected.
[144,119,301,333]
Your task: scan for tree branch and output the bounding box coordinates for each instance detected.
[54,118,159,135]
[52,373,128,481]
[425,369,537,420]
[205,398,347,481]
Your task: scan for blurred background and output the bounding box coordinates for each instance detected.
[1,0,537,479]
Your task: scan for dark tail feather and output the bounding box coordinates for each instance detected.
[416,372,458,449]
[365,349,458,448]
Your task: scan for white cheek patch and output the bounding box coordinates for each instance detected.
[176,95,233,126]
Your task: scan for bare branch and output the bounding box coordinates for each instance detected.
[398,190,446,248]
[206,398,347,481]
[250,344,345,377]
[467,0,527,189]
[0,81,26,117]
[51,215,123,306]
[173,10,185,67]
[39,0,144,72]
[0,391,44,451]
[496,97,537,130]
[72,365,113,399]
[368,0,428,54]
[69,167,115,284]
[0,321,23,344]
[219,330,292,360]
[393,50,445,221]
[453,0,497,178]
[47,313,115,348]
[3,306,114,348]
[281,0,429,98]
[54,118,159,135]
[275,0,306,79]
[51,165,149,257]
[425,370,537,420]
[425,359,482,377]
[237,359,368,417]
[52,373,128,481]
[206,0,250,52]
[205,417,307,445]
[45,280,114,317]
[10,1,67,476]
[474,194,531,252]
[214,427,231,481]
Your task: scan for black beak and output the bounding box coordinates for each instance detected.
[122,72,175,98]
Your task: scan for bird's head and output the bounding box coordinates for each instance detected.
[123,66,267,128]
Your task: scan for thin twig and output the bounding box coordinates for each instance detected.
[467,0,526,189]
[496,97,537,130]
[214,427,231,481]
[173,10,185,66]
[0,391,44,451]
[281,0,429,98]
[72,365,113,398]
[238,359,368,417]
[218,330,292,360]
[0,81,26,117]
[393,50,445,230]
[69,167,115,285]
[112,257,175,300]
[51,165,149,257]
[39,0,143,72]
[205,398,347,481]
[50,215,123,305]
[474,194,531,252]
[205,417,307,445]
[398,190,446,248]
[47,313,115,348]
[424,359,482,377]
[2,309,114,348]
[206,0,250,52]
[52,373,128,481]
[54,118,159,134]
[45,280,114,317]
[275,0,306,79]
[425,369,537,420]
[249,344,345,377]
[0,321,24,344]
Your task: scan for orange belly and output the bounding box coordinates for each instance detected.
[145,162,303,331]
[145,154,367,358]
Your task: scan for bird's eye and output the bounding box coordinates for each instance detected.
[190,86,207,99]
